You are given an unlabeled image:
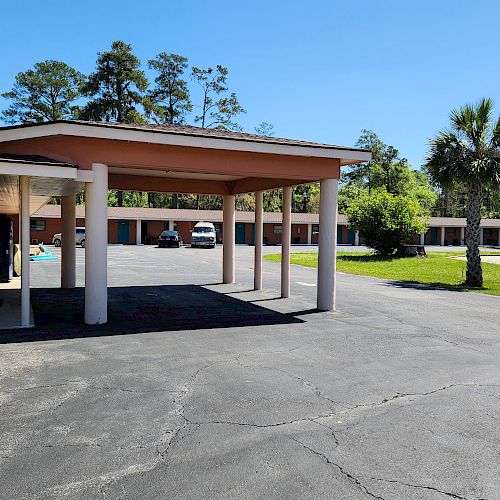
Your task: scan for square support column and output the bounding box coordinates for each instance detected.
[281,186,292,298]
[168,220,174,231]
[460,226,465,246]
[419,233,425,246]
[135,219,142,245]
[84,163,108,325]
[307,224,312,245]
[20,176,32,327]
[254,190,264,290]
[61,194,76,289]
[354,230,360,246]
[317,178,338,311]
[440,227,445,246]
[223,194,235,284]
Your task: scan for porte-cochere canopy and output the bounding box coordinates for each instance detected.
[0,120,371,327]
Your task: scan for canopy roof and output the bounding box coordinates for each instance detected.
[0,120,371,200]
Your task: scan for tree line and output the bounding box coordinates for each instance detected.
[2,40,252,130]
[2,40,499,221]
[1,40,278,210]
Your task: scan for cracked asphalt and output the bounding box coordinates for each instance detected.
[1,245,500,499]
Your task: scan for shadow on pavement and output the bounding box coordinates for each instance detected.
[379,280,471,292]
[0,285,305,344]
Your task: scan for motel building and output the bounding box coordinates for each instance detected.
[0,120,371,329]
[12,205,500,248]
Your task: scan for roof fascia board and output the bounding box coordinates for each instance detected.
[0,122,372,162]
[0,160,78,179]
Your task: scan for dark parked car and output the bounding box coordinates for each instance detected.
[158,230,182,248]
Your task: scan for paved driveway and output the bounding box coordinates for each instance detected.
[1,245,500,499]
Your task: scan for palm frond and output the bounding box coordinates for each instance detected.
[475,97,494,147]
[491,116,500,149]
[450,104,475,138]
[425,130,466,185]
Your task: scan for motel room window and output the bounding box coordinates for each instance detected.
[30,220,46,231]
[312,224,319,235]
[273,225,282,235]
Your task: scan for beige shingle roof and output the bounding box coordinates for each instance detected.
[0,120,370,153]
[0,153,76,168]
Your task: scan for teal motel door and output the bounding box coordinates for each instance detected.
[235,223,246,244]
[430,227,438,245]
[118,221,129,244]
[337,225,343,244]
[347,228,356,245]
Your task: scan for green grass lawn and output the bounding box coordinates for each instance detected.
[264,251,500,296]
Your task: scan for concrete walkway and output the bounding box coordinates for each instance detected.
[0,278,33,330]
[453,254,500,264]
[1,245,499,499]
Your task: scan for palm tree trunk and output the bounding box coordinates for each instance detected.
[465,182,483,287]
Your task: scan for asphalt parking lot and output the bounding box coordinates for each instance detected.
[1,244,500,499]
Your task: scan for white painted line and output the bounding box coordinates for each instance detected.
[296,281,316,287]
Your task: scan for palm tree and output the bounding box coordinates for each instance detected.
[425,98,500,287]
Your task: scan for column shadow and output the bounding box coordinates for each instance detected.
[0,285,305,344]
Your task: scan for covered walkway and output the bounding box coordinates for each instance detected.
[0,153,91,327]
[0,121,370,327]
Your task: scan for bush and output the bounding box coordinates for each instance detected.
[346,189,427,255]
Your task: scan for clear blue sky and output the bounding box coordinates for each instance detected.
[2,0,499,169]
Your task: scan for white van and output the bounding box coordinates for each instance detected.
[191,222,216,248]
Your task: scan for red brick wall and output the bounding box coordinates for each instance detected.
[263,223,281,245]
[26,216,140,245]
[176,220,196,244]
[484,228,499,245]
[312,227,319,245]
[141,220,163,245]
[244,223,253,244]
[236,223,308,245]
[108,220,119,244]
[292,224,306,244]
[29,217,62,245]
[129,220,138,244]
[107,220,137,245]
[405,228,468,246]
[308,224,348,245]
[444,227,458,245]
